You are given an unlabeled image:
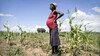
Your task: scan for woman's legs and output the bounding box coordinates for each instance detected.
[52,46,55,53]
[55,46,58,53]
[52,46,58,53]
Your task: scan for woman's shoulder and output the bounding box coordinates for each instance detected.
[53,10,59,14]
[54,10,64,15]
[53,10,58,13]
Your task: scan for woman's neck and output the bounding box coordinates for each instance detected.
[51,9,55,12]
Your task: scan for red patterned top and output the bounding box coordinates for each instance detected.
[46,10,58,29]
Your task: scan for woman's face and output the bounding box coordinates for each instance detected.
[50,4,54,10]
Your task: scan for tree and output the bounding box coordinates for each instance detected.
[37,28,46,33]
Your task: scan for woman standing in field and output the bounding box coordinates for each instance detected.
[46,2,64,54]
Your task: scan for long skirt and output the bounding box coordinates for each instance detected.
[49,27,60,46]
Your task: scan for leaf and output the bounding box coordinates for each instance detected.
[69,17,75,25]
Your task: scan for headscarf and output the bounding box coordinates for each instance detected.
[50,2,57,7]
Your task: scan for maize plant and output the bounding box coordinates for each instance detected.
[66,8,93,56]
[17,25,26,44]
[58,19,65,32]
[3,24,12,44]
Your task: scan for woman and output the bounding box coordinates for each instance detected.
[46,2,64,53]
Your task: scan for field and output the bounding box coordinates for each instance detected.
[0,9,100,56]
[0,31,100,56]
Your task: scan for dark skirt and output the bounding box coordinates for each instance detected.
[49,27,60,46]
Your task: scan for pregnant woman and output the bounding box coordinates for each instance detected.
[46,2,64,54]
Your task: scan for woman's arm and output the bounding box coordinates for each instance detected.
[54,10,64,20]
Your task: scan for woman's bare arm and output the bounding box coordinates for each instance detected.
[54,10,64,20]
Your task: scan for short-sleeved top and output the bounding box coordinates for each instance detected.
[46,10,58,29]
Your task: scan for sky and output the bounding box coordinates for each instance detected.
[0,0,100,32]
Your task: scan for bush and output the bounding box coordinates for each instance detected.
[37,28,46,33]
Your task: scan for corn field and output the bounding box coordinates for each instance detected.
[0,8,100,56]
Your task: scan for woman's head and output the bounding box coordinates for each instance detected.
[50,3,57,10]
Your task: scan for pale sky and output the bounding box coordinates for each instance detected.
[0,0,100,32]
